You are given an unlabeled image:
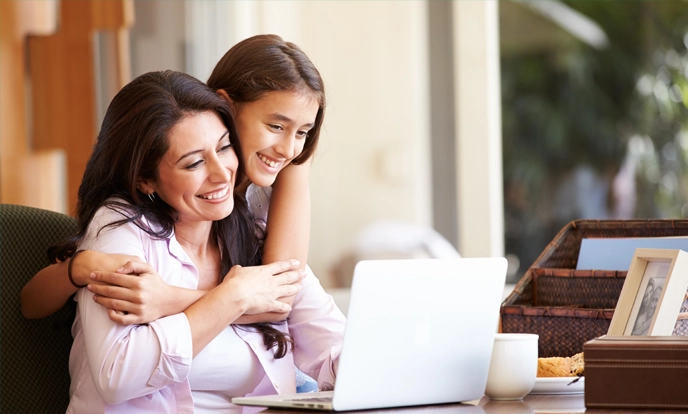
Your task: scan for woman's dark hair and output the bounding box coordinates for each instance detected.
[207,34,325,164]
[50,70,292,358]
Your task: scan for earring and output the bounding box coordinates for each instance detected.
[148,192,156,202]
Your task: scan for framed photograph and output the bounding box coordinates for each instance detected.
[608,248,688,336]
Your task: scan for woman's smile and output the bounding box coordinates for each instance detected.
[197,186,230,201]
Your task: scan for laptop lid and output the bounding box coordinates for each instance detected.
[233,258,506,412]
[331,258,506,411]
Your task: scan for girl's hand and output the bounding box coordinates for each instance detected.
[223,259,305,315]
[88,261,179,325]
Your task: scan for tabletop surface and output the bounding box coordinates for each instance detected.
[256,393,688,414]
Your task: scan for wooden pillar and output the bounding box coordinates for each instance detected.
[29,0,133,215]
[0,1,65,211]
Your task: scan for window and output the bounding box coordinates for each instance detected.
[500,0,688,281]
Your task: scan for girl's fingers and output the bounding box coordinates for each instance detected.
[107,308,141,325]
[270,301,292,313]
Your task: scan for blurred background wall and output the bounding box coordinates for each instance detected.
[1,0,502,288]
[3,0,688,289]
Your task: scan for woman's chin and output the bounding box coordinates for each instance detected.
[203,199,235,221]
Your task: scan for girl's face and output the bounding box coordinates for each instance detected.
[141,111,238,226]
[233,90,319,187]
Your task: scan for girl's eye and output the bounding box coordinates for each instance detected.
[268,124,283,131]
[296,130,309,139]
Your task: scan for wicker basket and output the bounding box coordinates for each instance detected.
[501,219,688,357]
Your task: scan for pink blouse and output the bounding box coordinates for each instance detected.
[67,203,345,413]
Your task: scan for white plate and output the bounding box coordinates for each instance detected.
[529,376,584,395]
[525,394,586,413]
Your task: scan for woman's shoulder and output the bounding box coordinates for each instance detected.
[91,198,132,222]
[88,198,155,234]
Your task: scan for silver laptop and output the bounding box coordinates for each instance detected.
[233,257,507,411]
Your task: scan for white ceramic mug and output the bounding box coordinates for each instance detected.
[485,333,539,401]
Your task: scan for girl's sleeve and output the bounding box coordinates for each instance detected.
[288,266,346,390]
[76,207,194,404]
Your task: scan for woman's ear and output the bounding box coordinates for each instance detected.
[137,179,156,196]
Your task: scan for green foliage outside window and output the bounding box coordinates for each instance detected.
[501,0,688,279]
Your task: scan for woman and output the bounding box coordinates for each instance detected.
[22,34,324,325]
[63,70,344,412]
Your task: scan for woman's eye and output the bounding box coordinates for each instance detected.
[218,144,233,153]
[296,130,309,139]
[185,160,203,170]
[268,124,283,131]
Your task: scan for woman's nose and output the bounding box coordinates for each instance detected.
[208,154,233,182]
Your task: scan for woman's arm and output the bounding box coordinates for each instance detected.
[82,261,302,403]
[237,161,311,324]
[185,261,303,356]
[288,266,346,390]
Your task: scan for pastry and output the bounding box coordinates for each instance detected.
[537,352,584,377]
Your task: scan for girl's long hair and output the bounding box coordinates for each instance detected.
[51,70,292,358]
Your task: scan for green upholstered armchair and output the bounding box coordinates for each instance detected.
[0,204,77,413]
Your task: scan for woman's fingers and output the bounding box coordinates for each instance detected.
[89,270,143,289]
[225,263,305,315]
[264,259,300,275]
[92,290,141,312]
[283,268,307,284]
[116,260,156,275]
[219,259,306,316]
[274,270,305,293]
[89,281,138,303]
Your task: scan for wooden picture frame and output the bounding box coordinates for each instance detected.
[608,248,688,336]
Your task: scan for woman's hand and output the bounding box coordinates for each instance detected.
[88,261,203,325]
[222,259,305,315]
[71,251,142,287]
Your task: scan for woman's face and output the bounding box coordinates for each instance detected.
[233,90,320,187]
[143,111,238,226]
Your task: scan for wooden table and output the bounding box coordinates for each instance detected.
[257,393,688,413]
